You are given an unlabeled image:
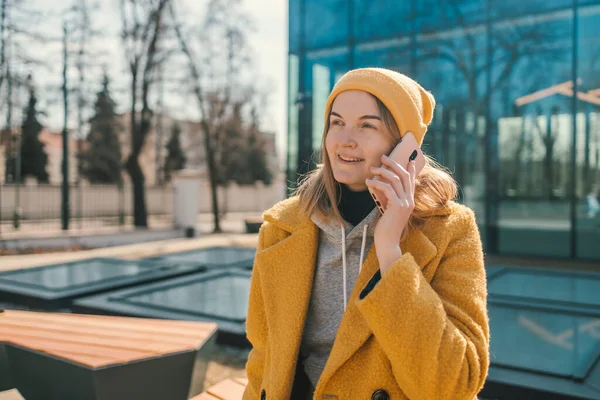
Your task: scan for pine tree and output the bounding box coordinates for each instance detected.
[215,103,273,186]
[245,128,273,185]
[164,123,186,181]
[18,83,49,183]
[83,74,122,184]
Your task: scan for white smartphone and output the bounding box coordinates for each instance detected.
[368,131,425,214]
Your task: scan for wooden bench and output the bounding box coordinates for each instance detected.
[0,309,218,400]
[191,377,248,400]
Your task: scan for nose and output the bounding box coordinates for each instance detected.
[339,126,357,148]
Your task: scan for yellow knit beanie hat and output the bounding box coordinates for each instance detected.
[324,68,436,146]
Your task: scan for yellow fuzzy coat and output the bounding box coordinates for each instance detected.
[243,196,489,400]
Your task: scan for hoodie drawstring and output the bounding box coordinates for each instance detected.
[359,224,368,274]
[341,224,369,311]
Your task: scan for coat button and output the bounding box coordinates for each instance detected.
[260,389,266,400]
[371,389,389,400]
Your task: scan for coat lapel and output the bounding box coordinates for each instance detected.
[255,221,319,397]
[317,226,438,391]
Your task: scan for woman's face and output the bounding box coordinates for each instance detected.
[325,90,395,191]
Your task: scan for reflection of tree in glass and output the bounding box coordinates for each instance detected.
[414,0,569,202]
[532,106,560,199]
[420,0,568,112]
[581,46,600,195]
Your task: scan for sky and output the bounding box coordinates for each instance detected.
[17,0,288,167]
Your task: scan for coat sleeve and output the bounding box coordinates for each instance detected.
[243,223,271,400]
[355,208,490,400]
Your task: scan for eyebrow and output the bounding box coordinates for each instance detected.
[330,111,381,121]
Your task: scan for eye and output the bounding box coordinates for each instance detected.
[362,123,376,129]
[331,119,344,126]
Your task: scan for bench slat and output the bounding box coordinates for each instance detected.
[190,393,221,400]
[234,378,248,386]
[205,379,246,400]
[0,310,217,368]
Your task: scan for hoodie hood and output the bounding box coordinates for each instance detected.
[311,207,379,247]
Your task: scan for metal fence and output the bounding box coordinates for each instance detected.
[0,183,173,236]
[0,178,287,237]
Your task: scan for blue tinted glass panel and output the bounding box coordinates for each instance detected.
[416,0,486,33]
[0,260,154,290]
[289,0,301,53]
[121,274,250,322]
[493,0,574,20]
[492,12,573,257]
[576,5,600,261]
[489,305,600,377]
[354,42,411,71]
[489,270,600,307]
[415,30,487,226]
[353,0,412,41]
[305,52,349,152]
[150,247,255,267]
[305,0,349,49]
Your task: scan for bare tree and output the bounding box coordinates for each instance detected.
[1,0,48,187]
[1,0,47,120]
[170,0,255,233]
[120,0,171,227]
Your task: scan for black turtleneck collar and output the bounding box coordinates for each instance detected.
[338,184,376,226]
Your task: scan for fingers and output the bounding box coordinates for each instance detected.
[380,155,416,204]
[365,178,400,208]
[370,166,408,206]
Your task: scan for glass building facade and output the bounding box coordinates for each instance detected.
[288,0,600,261]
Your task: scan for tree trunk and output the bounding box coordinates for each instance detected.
[126,154,147,227]
[127,69,148,227]
[201,120,221,233]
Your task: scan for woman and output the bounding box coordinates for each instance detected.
[243,68,489,400]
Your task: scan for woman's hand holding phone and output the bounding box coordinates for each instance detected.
[365,131,423,273]
[366,155,417,273]
[367,131,424,214]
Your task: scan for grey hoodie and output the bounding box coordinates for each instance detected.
[299,207,380,394]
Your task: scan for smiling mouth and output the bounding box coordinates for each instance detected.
[338,154,364,163]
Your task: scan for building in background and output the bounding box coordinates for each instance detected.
[287,0,600,261]
[39,129,83,185]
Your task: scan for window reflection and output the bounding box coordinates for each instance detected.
[287,0,600,260]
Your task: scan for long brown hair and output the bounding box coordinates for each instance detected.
[294,92,458,236]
